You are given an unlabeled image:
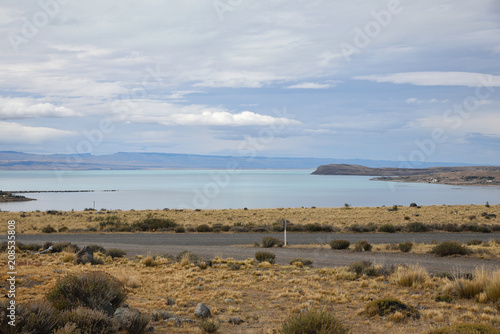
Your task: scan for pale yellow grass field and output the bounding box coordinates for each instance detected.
[0,204,498,234]
[1,250,500,333]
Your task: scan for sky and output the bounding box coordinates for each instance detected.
[0,0,499,165]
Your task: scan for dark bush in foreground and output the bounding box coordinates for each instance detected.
[0,300,57,334]
[365,298,420,319]
[431,242,469,257]
[428,323,500,334]
[262,236,284,248]
[255,251,276,264]
[289,258,314,266]
[329,240,350,250]
[47,271,126,314]
[58,307,115,334]
[281,309,349,334]
[398,242,413,253]
[106,248,127,258]
[354,240,372,252]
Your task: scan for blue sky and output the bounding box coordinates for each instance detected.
[0,0,499,165]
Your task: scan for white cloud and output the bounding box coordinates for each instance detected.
[112,101,300,127]
[406,97,449,104]
[165,91,203,100]
[0,98,81,119]
[416,111,500,136]
[0,122,75,144]
[354,72,500,87]
[286,82,336,89]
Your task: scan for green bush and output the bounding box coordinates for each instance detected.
[378,224,397,233]
[58,226,69,232]
[280,309,349,334]
[431,242,469,257]
[289,258,313,267]
[398,242,413,253]
[429,323,500,334]
[42,225,57,233]
[174,226,186,233]
[262,236,284,248]
[347,223,376,233]
[106,248,126,258]
[196,224,213,232]
[354,240,372,252]
[199,318,220,333]
[365,298,420,319]
[58,307,115,334]
[329,240,350,250]
[255,251,276,264]
[47,271,126,314]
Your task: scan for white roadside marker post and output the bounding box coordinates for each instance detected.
[284,219,287,247]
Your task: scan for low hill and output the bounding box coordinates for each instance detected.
[312,164,500,186]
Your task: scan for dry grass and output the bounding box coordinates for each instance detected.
[453,267,500,303]
[2,251,500,333]
[1,204,498,234]
[393,265,429,287]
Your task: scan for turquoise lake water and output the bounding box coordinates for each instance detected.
[0,170,498,211]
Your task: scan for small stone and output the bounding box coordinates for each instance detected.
[223,298,234,303]
[194,303,211,318]
[229,317,244,325]
[198,286,204,291]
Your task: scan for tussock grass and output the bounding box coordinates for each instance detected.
[394,265,429,287]
[453,267,500,303]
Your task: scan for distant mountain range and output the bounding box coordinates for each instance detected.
[0,151,477,171]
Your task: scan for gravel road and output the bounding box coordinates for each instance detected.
[14,232,500,273]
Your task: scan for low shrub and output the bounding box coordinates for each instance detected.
[18,243,43,252]
[262,236,284,248]
[196,224,213,232]
[429,323,500,334]
[106,248,126,258]
[44,242,80,253]
[435,295,453,303]
[394,265,429,287]
[42,225,57,233]
[58,307,115,334]
[132,216,177,231]
[114,307,150,334]
[141,256,158,267]
[0,300,57,334]
[176,251,201,264]
[348,261,372,276]
[365,298,420,319]
[406,222,429,232]
[88,244,106,254]
[378,223,397,233]
[199,318,220,333]
[289,258,313,267]
[58,226,69,232]
[347,223,376,233]
[174,226,186,233]
[431,242,469,257]
[467,239,484,246]
[281,309,349,334]
[47,271,126,314]
[354,240,372,252]
[329,240,350,250]
[255,251,276,264]
[398,242,413,253]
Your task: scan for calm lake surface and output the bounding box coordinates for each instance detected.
[0,170,498,211]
